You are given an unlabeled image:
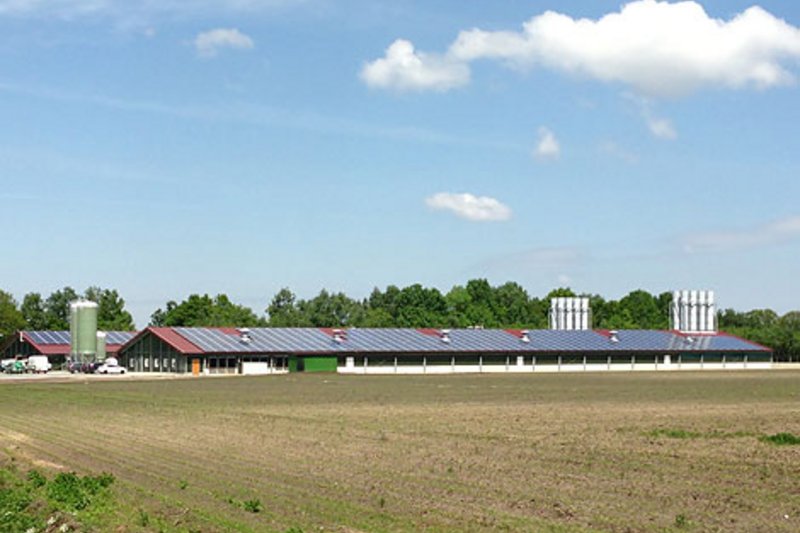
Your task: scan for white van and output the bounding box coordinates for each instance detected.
[26,356,52,374]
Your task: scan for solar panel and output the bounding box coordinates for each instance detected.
[26,331,70,345]
[149,327,770,355]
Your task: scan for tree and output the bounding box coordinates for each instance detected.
[394,284,448,327]
[84,287,135,331]
[493,281,531,327]
[150,301,177,327]
[20,293,48,330]
[44,287,79,329]
[153,294,263,327]
[618,290,664,329]
[299,290,362,327]
[0,290,25,339]
[266,288,308,327]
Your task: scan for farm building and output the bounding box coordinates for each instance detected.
[1,330,137,368]
[116,326,772,375]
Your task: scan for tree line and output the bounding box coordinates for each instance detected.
[0,287,134,338]
[1,281,798,360]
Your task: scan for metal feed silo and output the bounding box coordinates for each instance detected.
[96,331,107,362]
[70,301,98,362]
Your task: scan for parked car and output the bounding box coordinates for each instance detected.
[0,358,16,373]
[2,359,27,374]
[96,363,126,375]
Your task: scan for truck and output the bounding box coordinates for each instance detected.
[26,356,52,374]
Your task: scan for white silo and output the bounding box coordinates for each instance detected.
[565,298,574,330]
[698,291,707,332]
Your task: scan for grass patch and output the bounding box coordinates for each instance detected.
[649,428,702,439]
[0,466,115,532]
[648,428,755,440]
[759,432,800,446]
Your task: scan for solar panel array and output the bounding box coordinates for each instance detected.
[25,331,136,346]
[166,328,769,354]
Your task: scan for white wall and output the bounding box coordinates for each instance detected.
[337,360,773,375]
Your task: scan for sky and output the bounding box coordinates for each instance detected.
[1,0,799,327]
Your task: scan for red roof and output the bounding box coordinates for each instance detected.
[147,328,204,354]
[19,332,126,356]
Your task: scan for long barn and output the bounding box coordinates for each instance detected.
[117,327,772,375]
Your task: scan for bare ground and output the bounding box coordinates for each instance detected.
[1,371,798,532]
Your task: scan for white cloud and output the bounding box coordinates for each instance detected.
[598,141,638,163]
[425,192,511,222]
[194,28,254,57]
[533,126,560,159]
[360,39,469,92]
[557,274,572,285]
[647,116,677,140]
[366,1,800,97]
[682,215,800,253]
[624,93,677,139]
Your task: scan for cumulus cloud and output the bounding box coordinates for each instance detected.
[425,192,511,222]
[360,39,469,92]
[194,28,254,57]
[533,127,560,159]
[364,1,800,97]
[682,215,800,253]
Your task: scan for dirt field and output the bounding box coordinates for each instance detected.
[1,371,798,532]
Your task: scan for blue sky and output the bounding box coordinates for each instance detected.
[1,0,799,326]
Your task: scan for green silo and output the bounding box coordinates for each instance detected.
[96,331,107,362]
[70,301,98,362]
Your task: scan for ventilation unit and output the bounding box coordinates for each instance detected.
[671,290,716,333]
[549,297,590,330]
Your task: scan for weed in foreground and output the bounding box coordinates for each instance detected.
[759,432,800,446]
[137,509,151,527]
[674,513,690,528]
[649,429,701,439]
[243,499,263,513]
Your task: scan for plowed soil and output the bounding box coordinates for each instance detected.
[1,371,798,532]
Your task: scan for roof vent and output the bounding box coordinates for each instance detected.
[520,330,530,343]
[332,328,346,344]
[440,329,451,344]
[609,330,619,343]
[684,336,695,345]
[238,328,252,344]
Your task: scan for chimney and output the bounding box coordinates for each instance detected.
[332,328,346,344]
[440,329,451,344]
[520,330,530,343]
[238,328,251,344]
[609,330,619,343]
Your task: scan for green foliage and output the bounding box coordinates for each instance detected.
[759,432,800,446]
[243,498,262,513]
[0,290,25,339]
[84,287,135,330]
[649,429,702,439]
[43,286,80,329]
[152,294,265,327]
[47,471,114,511]
[674,513,690,528]
[0,467,115,532]
[20,293,48,331]
[137,509,151,527]
[26,469,46,488]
